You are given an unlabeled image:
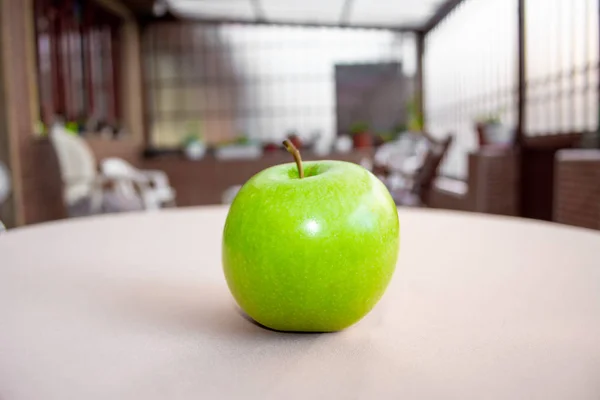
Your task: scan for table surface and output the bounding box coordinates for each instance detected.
[1,207,599,400]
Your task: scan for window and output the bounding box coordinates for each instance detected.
[34,0,122,128]
[425,0,518,178]
[143,23,415,147]
[525,0,599,135]
[425,0,600,178]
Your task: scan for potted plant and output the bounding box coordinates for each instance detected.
[475,112,514,147]
[349,121,373,148]
[406,99,424,133]
[182,120,206,160]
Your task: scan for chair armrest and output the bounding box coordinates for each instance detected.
[88,174,140,187]
[139,170,170,189]
[83,175,152,198]
[104,174,154,192]
[61,175,142,187]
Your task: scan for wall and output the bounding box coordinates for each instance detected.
[335,63,414,135]
[143,150,372,207]
[1,0,34,226]
[0,8,16,228]
[0,0,145,226]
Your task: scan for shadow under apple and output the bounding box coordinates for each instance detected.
[109,278,330,340]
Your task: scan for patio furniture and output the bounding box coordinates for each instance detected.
[101,158,176,211]
[0,207,599,399]
[50,125,175,216]
[373,132,425,191]
[381,132,453,206]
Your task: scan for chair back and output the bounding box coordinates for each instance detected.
[49,125,98,205]
[412,133,454,202]
[375,135,417,170]
[100,158,143,200]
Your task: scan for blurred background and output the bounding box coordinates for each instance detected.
[0,0,599,230]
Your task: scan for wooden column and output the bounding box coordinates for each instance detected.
[0,0,32,226]
[0,11,16,227]
[416,32,426,131]
[516,0,527,218]
[1,0,65,226]
[516,0,526,147]
[597,0,600,148]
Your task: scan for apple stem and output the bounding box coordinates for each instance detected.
[283,139,304,179]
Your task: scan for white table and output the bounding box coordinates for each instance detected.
[1,207,599,399]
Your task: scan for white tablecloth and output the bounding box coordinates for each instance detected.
[1,207,599,399]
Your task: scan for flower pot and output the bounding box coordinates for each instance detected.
[184,141,206,160]
[483,123,514,146]
[352,132,373,149]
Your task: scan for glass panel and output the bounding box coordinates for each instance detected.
[425,0,518,178]
[526,0,599,135]
[145,23,413,146]
[351,0,442,27]
[33,0,123,128]
[169,0,255,21]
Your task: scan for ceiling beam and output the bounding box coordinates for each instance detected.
[420,0,466,34]
[339,0,356,25]
[164,16,418,32]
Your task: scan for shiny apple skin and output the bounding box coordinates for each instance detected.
[222,161,400,332]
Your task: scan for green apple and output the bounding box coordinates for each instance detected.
[222,144,400,332]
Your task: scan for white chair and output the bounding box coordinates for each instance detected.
[375,132,454,207]
[101,158,176,211]
[374,133,426,191]
[50,125,175,216]
[50,125,104,215]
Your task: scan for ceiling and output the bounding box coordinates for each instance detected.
[165,0,454,31]
[120,0,461,32]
